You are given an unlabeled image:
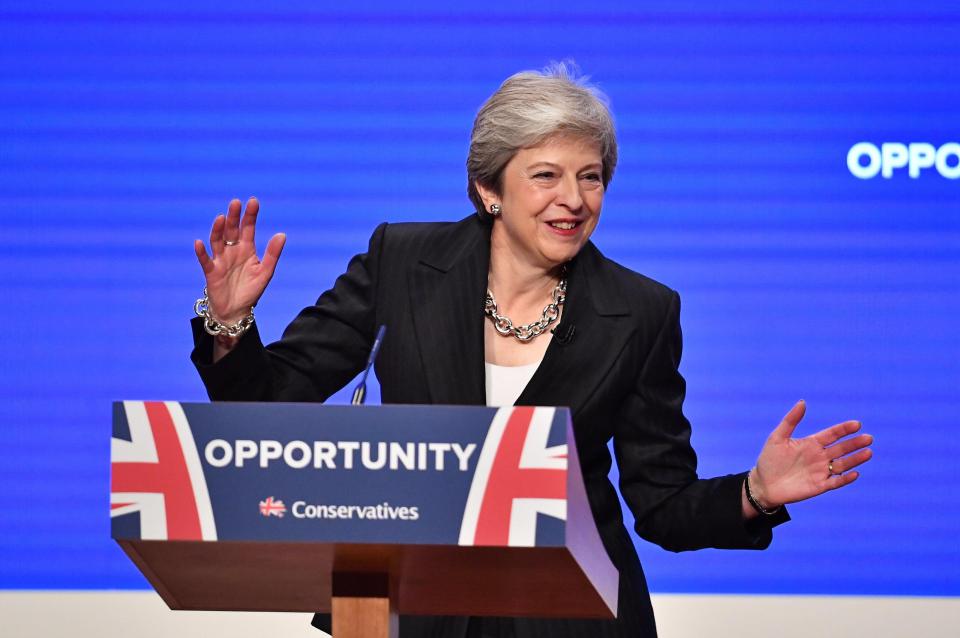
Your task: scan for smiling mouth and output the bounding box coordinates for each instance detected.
[547,220,580,230]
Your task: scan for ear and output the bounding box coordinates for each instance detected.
[473,180,500,212]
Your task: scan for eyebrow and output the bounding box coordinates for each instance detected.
[526,161,603,172]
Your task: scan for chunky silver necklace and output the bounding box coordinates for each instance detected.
[484,277,567,342]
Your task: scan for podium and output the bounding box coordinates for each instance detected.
[111,401,618,637]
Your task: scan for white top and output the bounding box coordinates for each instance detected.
[484,357,544,407]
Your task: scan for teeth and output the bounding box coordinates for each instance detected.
[550,222,576,230]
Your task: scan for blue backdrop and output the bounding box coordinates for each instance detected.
[1,1,957,596]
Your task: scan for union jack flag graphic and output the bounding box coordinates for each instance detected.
[459,406,567,547]
[111,401,217,541]
[259,497,287,518]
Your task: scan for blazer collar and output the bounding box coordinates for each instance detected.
[409,215,633,413]
[417,214,491,274]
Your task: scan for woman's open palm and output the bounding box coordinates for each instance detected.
[194,197,286,324]
[752,401,874,508]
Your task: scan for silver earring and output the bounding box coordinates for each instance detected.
[489,204,501,216]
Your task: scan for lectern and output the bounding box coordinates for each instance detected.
[111,401,618,637]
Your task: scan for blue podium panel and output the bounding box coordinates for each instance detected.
[111,402,571,548]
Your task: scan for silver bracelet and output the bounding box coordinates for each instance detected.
[194,287,255,338]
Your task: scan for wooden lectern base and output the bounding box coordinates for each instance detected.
[332,596,397,638]
[331,572,398,638]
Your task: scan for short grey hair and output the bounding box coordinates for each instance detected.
[466,61,618,215]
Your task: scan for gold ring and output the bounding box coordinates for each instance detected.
[224,239,239,246]
[828,461,836,475]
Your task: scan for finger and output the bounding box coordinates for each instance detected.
[825,433,873,459]
[194,239,214,274]
[824,470,860,492]
[260,232,286,279]
[240,196,259,244]
[814,420,861,447]
[770,400,806,442]
[224,198,242,243]
[830,448,873,475]
[209,214,226,257]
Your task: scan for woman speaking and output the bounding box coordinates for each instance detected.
[190,63,873,637]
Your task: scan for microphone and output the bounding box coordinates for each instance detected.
[351,324,387,405]
[552,323,576,346]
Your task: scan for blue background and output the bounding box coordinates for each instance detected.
[1,1,957,596]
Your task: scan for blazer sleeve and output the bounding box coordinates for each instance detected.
[190,222,387,402]
[613,291,789,552]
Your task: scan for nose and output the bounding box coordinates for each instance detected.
[555,174,583,212]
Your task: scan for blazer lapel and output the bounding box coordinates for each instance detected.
[516,242,633,416]
[408,216,490,406]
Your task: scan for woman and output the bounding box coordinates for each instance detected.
[191,64,873,637]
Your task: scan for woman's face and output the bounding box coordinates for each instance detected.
[486,135,605,270]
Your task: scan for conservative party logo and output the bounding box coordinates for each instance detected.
[259,497,287,518]
[848,142,960,179]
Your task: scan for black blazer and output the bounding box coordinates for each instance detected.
[192,214,788,638]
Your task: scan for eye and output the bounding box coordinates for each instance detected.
[581,172,601,182]
[533,171,556,179]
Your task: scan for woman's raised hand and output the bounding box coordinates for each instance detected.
[194,197,286,324]
[749,401,874,509]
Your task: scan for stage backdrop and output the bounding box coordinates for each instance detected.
[1,0,957,598]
